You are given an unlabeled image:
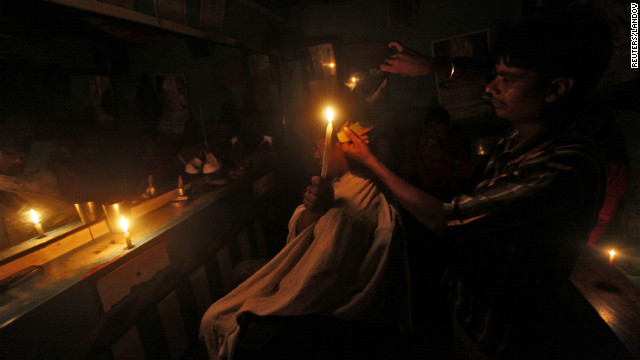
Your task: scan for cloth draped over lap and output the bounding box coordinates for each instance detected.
[200,171,411,360]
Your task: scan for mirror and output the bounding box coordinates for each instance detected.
[0,1,281,255]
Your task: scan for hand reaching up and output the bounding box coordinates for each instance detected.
[380,42,432,77]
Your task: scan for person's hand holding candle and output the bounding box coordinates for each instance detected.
[302,176,334,216]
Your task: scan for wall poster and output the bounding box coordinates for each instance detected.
[156,73,188,136]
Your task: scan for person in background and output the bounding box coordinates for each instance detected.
[586,108,630,249]
[308,6,614,359]
[200,120,411,360]
[398,104,474,202]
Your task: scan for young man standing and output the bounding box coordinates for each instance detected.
[307,6,614,358]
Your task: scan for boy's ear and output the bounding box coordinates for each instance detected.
[545,77,574,103]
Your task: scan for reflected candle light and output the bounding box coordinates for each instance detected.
[609,249,615,266]
[30,209,45,238]
[120,215,133,249]
[320,108,333,178]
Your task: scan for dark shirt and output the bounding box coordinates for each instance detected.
[442,124,605,357]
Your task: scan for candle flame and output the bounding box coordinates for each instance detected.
[326,108,334,123]
[30,209,40,225]
[329,62,335,68]
[120,215,129,233]
[351,77,356,83]
[610,249,615,259]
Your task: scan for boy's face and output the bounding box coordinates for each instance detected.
[485,59,547,125]
[314,138,348,177]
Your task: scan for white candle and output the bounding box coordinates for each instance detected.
[178,175,184,196]
[120,215,133,249]
[609,249,615,266]
[321,108,333,178]
[30,209,45,237]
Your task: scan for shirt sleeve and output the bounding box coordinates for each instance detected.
[444,144,602,231]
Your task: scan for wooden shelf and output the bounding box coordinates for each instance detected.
[570,248,640,358]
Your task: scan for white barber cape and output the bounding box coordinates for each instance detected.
[200,170,411,360]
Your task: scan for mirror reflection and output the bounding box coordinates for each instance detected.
[0,2,275,253]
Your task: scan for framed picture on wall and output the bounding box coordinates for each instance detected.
[156,0,186,23]
[200,0,226,32]
[306,43,337,82]
[304,42,339,100]
[247,53,282,113]
[431,29,492,120]
[89,75,115,126]
[155,73,188,136]
[385,0,418,28]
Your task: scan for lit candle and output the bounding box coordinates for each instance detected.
[607,249,616,289]
[320,107,333,178]
[609,249,615,266]
[178,175,184,196]
[146,174,156,196]
[120,215,133,249]
[30,209,45,237]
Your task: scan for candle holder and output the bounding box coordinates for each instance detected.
[171,176,189,207]
[101,202,129,234]
[34,223,45,238]
[170,194,189,208]
[74,201,100,225]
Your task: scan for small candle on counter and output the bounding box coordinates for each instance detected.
[320,107,333,178]
[178,175,184,196]
[30,209,45,238]
[609,249,615,266]
[146,174,156,196]
[120,215,133,249]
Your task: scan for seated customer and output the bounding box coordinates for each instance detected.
[200,122,411,360]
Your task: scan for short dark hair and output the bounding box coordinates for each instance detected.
[493,6,613,99]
